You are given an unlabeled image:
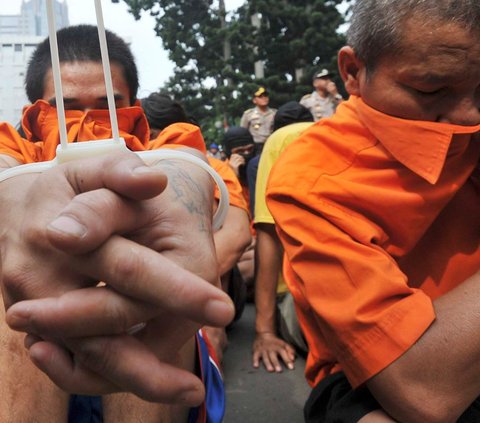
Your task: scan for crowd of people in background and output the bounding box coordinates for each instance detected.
[1,0,480,422]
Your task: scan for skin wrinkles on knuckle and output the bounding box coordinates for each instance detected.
[70,337,118,376]
[71,189,127,228]
[100,243,151,296]
[97,295,133,335]
[63,153,134,194]
[21,221,52,252]
[2,260,43,307]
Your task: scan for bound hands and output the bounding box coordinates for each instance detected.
[0,150,234,405]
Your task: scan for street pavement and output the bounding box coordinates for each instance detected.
[222,303,310,422]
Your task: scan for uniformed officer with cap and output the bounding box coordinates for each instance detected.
[240,86,277,152]
[300,69,343,121]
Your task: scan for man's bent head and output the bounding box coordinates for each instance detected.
[25,24,139,106]
[338,0,480,125]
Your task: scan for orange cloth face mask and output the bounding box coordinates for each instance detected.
[353,95,480,184]
[21,100,150,158]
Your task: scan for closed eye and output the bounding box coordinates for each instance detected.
[414,87,445,96]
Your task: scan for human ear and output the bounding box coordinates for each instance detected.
[338,46,363,96]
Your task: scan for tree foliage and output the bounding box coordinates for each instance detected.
[121,0,350,144]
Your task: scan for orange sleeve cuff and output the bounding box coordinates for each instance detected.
[339,291,435,387]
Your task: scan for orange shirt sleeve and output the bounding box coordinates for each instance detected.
[149,122,207,154]
[208,157,248,212]
[0,122,42,163]
[269,188,435,388]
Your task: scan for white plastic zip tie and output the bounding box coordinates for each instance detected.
[94,0,121,143]
[0,0,229,231]
[45,0,68,149]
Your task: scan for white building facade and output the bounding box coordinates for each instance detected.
[0,0,69,126]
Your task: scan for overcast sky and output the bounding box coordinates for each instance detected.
[5,0,245,97]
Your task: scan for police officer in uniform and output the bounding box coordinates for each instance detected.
[240,87,276,153]
[300,69,343,121]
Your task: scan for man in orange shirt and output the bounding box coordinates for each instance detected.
[0,25,233,423]
[267,1,480,422]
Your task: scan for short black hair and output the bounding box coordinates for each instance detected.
[25,24,139,104]
[141,92,191,130]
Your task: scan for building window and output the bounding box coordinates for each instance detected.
[14,44,22,52]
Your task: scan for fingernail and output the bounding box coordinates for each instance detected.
[6,306,30,330]
[206,299,235,324]
[48,215,87,238]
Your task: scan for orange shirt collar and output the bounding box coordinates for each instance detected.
[352,95,480,184]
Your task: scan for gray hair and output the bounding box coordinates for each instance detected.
[347,0,480,71]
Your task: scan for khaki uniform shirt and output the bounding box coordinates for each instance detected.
[240,106,276,144]
[300,91,341,121]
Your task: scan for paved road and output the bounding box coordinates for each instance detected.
[222,303,310,422]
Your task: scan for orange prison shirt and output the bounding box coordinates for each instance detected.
[266,95,480,388]
[0,100,206,162]
[208,157,248,212]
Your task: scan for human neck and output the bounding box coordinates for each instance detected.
[315,88,328,98]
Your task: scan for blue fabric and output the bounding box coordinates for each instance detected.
[188,331,225,423]
[68,395,103,423]
[68,331,224,423]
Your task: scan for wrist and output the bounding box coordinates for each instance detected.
[256,330,277,336]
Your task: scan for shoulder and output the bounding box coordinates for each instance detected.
[301,93,312,100]
[242,108,255,115]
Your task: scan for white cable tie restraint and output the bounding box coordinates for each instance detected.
[0,142,229,231]
[0,0,229,231]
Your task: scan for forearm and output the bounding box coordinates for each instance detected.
[367,270,480,423]
[214,206,251,276]
[0,294,69,421]
[254,224,283,334]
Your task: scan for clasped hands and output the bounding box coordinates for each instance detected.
[0,150,234,405]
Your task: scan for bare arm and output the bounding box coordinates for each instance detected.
[367,271,480,423]
[214,205,251,277]
[252,223,295,372]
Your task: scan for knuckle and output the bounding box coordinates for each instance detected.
[2,258,38,306]
[73,190,118,224]
[73,338,116,375]
[108,246,143,290]
[102,298,132,334]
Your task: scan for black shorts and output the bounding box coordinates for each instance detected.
[304,372,379,423]
[304,371,480,423]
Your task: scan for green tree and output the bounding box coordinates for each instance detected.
[121,0,349,145]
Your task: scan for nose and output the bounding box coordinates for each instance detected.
[438,93,480,126]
